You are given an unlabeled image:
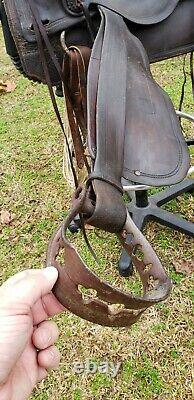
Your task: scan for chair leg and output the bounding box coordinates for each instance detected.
[150,207,194,237]
[150,179,194,206]
[118,179,194,277]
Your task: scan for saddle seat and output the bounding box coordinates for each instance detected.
[1,0,180,44]
[88,0,180,25]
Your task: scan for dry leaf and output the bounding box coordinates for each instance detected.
[173,259,194,276]
[0,80,16,95]
[0,209,14,225]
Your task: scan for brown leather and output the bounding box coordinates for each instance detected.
[88,0,180,25]
[46,189,172,327]
[1,0,192,327]
[129,0,194,63]
[3,0,180,43]
[45,6,173,327]
[87,6,190,187]
[1,0,194,84]
[86,8,127,232]
[122,28,190,186]
[63,45,91,171]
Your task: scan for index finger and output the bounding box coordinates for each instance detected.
[32,292,66,325]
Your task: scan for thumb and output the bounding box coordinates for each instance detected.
[0,267,58,308]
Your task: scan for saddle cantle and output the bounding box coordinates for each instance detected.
[1,0,193,326]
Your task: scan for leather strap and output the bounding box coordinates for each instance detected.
[27,0,80,188]
[85,7,127,233]
[191,52,194,100]
[62,44,91,171]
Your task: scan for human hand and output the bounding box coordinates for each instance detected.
[0,267,64,400]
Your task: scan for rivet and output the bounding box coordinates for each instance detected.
[134,170,141,176]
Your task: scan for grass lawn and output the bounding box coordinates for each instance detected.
[0,27,194,400]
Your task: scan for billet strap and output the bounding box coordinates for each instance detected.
[62,44,91,172]
[87,11,105,159]
[179,51,194,112]
[191,52,194,100]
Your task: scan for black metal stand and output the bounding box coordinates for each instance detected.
[119,178,194,277]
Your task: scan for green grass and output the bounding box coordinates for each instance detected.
[0,27,194,400]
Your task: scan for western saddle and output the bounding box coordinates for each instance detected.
[1,0,193,327]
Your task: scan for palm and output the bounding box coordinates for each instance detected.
[0,287,64,400]
[2,339,40,400]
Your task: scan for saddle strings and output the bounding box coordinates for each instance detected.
[28,0,100,262]
[61,42,91,175]
[27,0,79,189]
[27,0,96,188]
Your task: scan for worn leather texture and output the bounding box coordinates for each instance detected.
[1,0,192,187]
[1,0,194,85]
[86,5,190,187]
[1,0,191,327]
[122,31,190,186]
[2,0,180,43]
[88,0,180,25]
[43,7,174,322]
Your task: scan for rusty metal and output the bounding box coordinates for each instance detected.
[46,187,172,327]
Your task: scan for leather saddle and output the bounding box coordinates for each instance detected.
[87,0,180,24]
[1,0,193,327]
[1,0,194,83]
